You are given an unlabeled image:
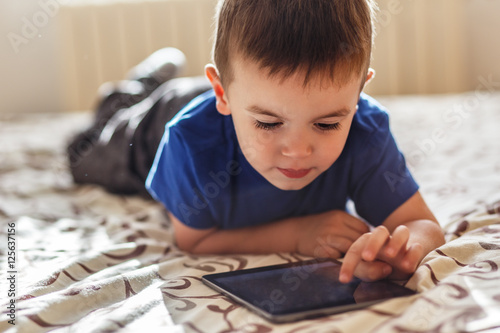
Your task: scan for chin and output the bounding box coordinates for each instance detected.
[270,179,311,191]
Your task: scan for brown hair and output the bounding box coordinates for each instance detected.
[212,0,376,88]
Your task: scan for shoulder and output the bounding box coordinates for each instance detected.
[150,89,237,183]
[345,93,392,154]
[353,93,390,135]
[342,94,419,225]
[357,93,389,118]
[167,90,231,151]
[146,89,238,228]
[170,89,216,124]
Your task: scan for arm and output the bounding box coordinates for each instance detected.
[170,211,299,254]
[169,209,369,257]
[339,191,445,282]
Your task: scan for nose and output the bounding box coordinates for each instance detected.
[281,130,313,158]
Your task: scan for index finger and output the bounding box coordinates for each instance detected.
[361,226,390,261]
[339,233,369,283]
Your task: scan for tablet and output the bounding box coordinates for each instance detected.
[202,258,416,323]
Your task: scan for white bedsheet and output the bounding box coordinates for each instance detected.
[1,92,499,332]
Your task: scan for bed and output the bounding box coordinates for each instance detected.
[1,92,500,333]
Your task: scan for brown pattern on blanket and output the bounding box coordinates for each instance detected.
[0,93,500,332]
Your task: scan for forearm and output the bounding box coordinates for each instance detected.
[173,209,369,256]
[382,192,446,258]
[403,219,445,256]
[185,216,304,254]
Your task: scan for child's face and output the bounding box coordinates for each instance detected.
[207,58,369,191]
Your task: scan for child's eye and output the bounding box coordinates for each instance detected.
[254,120,282,131]
[315,123,341,131]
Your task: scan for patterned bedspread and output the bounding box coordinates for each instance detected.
[1,92,499,333]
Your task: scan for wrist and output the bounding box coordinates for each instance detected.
[405,219,445,254]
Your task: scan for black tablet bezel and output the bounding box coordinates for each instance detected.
[202,258,416,323]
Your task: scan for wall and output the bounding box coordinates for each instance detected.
[364,0,500,96]
[56,0,217,112]
[465,0,500,91]
[1,0,499,115]
[0,0,63,116]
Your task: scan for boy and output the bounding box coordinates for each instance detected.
[68,0,445,283]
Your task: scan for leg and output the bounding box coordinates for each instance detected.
[130,76,213,185]
[68,76,212,198]
[95,47,187,124]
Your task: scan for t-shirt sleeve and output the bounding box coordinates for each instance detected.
[145,126,218,230]
[348,112,419,226]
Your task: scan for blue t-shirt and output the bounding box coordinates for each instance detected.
[146,90,418,229]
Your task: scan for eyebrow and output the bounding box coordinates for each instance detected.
[247,105,352,120]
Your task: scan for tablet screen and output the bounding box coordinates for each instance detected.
[202,259,416,322]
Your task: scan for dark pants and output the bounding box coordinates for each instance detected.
[67,76,212,198]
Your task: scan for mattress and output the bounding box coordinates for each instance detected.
[1,92,499,332]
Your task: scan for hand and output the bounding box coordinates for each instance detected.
[297,210,370,259]
[339,225,424,283]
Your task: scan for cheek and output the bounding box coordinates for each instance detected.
[318,134,349,165]
[254,130,276,152]
[242,134,277,168]
[239,124,276,155]
[234,123,275,165]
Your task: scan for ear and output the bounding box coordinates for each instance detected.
[365,68,375,85]
[205,64,231,116]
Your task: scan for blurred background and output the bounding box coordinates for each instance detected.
[0,0,499,115]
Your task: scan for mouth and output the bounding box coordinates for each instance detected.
[277,168,312,179]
